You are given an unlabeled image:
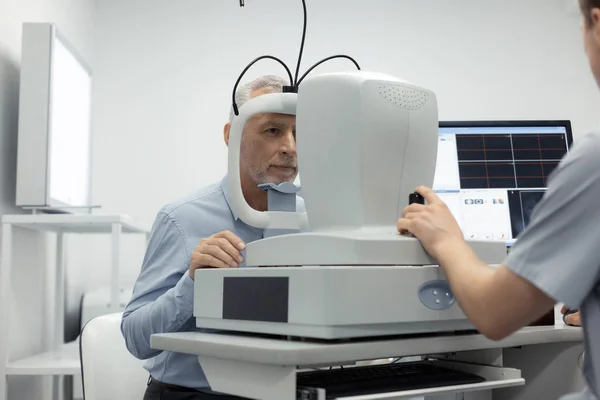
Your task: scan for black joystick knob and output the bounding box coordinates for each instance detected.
[409,192,425,205]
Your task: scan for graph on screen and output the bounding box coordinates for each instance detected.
[456,132,569,189]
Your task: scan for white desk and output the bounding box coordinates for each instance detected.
[151,324,584,400]
[0,214,150,400]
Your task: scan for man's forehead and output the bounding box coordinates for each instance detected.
[253,112,296,124]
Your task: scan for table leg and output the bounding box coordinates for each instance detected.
[52,233,65,400]
[0,223,13,400]
[199,356,296,400]
[494,342,585,400]
[111,224,122,312]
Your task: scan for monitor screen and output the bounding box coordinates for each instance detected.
[15,23,93,212]
[48,34,92,207]
[433,121,573,247]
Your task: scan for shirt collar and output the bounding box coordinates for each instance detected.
[220,174,240,221]
[221,175,304,221]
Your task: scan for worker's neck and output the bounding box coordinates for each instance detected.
[241,178,268,212]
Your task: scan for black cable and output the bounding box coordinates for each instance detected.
[297,55,361,85]
[231,55,294,116]
[234,0,361,101]
[293,0,308,86]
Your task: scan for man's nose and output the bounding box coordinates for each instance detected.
[280,130,296,154]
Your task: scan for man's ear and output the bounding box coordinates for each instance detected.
[223,122,231,146]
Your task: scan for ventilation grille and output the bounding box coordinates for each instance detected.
[378,85,429,110]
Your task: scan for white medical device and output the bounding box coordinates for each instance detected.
[147,3,537,399]
[193,70,507,340]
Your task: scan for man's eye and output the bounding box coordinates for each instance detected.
[266,128,280,134]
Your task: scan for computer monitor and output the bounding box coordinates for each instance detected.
[433,120,574,247]
[15,22,93,212]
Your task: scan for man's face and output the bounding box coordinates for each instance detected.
[240,110,297,185]
[235,89,297,185]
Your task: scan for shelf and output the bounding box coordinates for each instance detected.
[151,324,583,367]
[1,214,149,234]
[333,360,525,399]
[333,381,525,400]
[6,341,80,376]
[193,355,525,400]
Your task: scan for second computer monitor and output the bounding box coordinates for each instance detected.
[433,120,573,247]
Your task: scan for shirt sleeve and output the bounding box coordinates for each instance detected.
[504,132,600,309]
[120,210,194,360]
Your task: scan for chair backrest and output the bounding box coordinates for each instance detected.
[80,312,148,400]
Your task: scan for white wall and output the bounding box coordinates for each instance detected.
[0,1,95,399]
[87,0,600,288]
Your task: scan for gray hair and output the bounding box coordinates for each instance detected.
[229,75,289,122]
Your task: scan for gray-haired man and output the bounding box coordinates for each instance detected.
[121,75,301,399]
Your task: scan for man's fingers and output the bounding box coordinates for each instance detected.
[415,186,441,205]
[564,312,581,326]
[561,305,570,314]
[397,218,412,233]
[216,238,244,264]
[403,212,420,220]
[402,203,427,216]
[202,244,239,267]
[195,253,232,269]
[215,230,246,250]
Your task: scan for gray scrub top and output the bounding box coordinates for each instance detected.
[504,131,600,400]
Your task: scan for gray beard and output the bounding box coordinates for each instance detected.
[251,170,288,186]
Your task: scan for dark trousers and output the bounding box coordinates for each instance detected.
[143,378,249,400]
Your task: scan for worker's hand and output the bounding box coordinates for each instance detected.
[561,305,582,326]
[189,230,246,279]
[396,186,464,259]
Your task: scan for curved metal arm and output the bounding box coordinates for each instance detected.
[297,55,361,86]
[231,56,294,116]
[228,92,309,230]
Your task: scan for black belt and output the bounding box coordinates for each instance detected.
[148,377,248,400]
[148,377,244,398]
[149,377,198,392]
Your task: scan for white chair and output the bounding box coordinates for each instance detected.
[79,312,149,400]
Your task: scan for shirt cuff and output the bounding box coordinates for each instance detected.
[174,272,195,323]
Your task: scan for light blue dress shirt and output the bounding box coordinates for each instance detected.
[121,175,304,391]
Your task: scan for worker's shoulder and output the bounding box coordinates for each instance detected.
[546,131,600,192]
[575,131,600,148]
[563,131,600,169]
[159,180,228,219]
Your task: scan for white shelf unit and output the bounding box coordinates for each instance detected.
[6,342,80,376]
[0,214,150,400]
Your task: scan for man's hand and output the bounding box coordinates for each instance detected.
[561,305,582,326]
[189,230,246,279]
[397,186,464,260]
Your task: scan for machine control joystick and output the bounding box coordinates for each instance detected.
[409,192,425,205]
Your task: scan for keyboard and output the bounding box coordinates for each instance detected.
[296,361,485,399]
